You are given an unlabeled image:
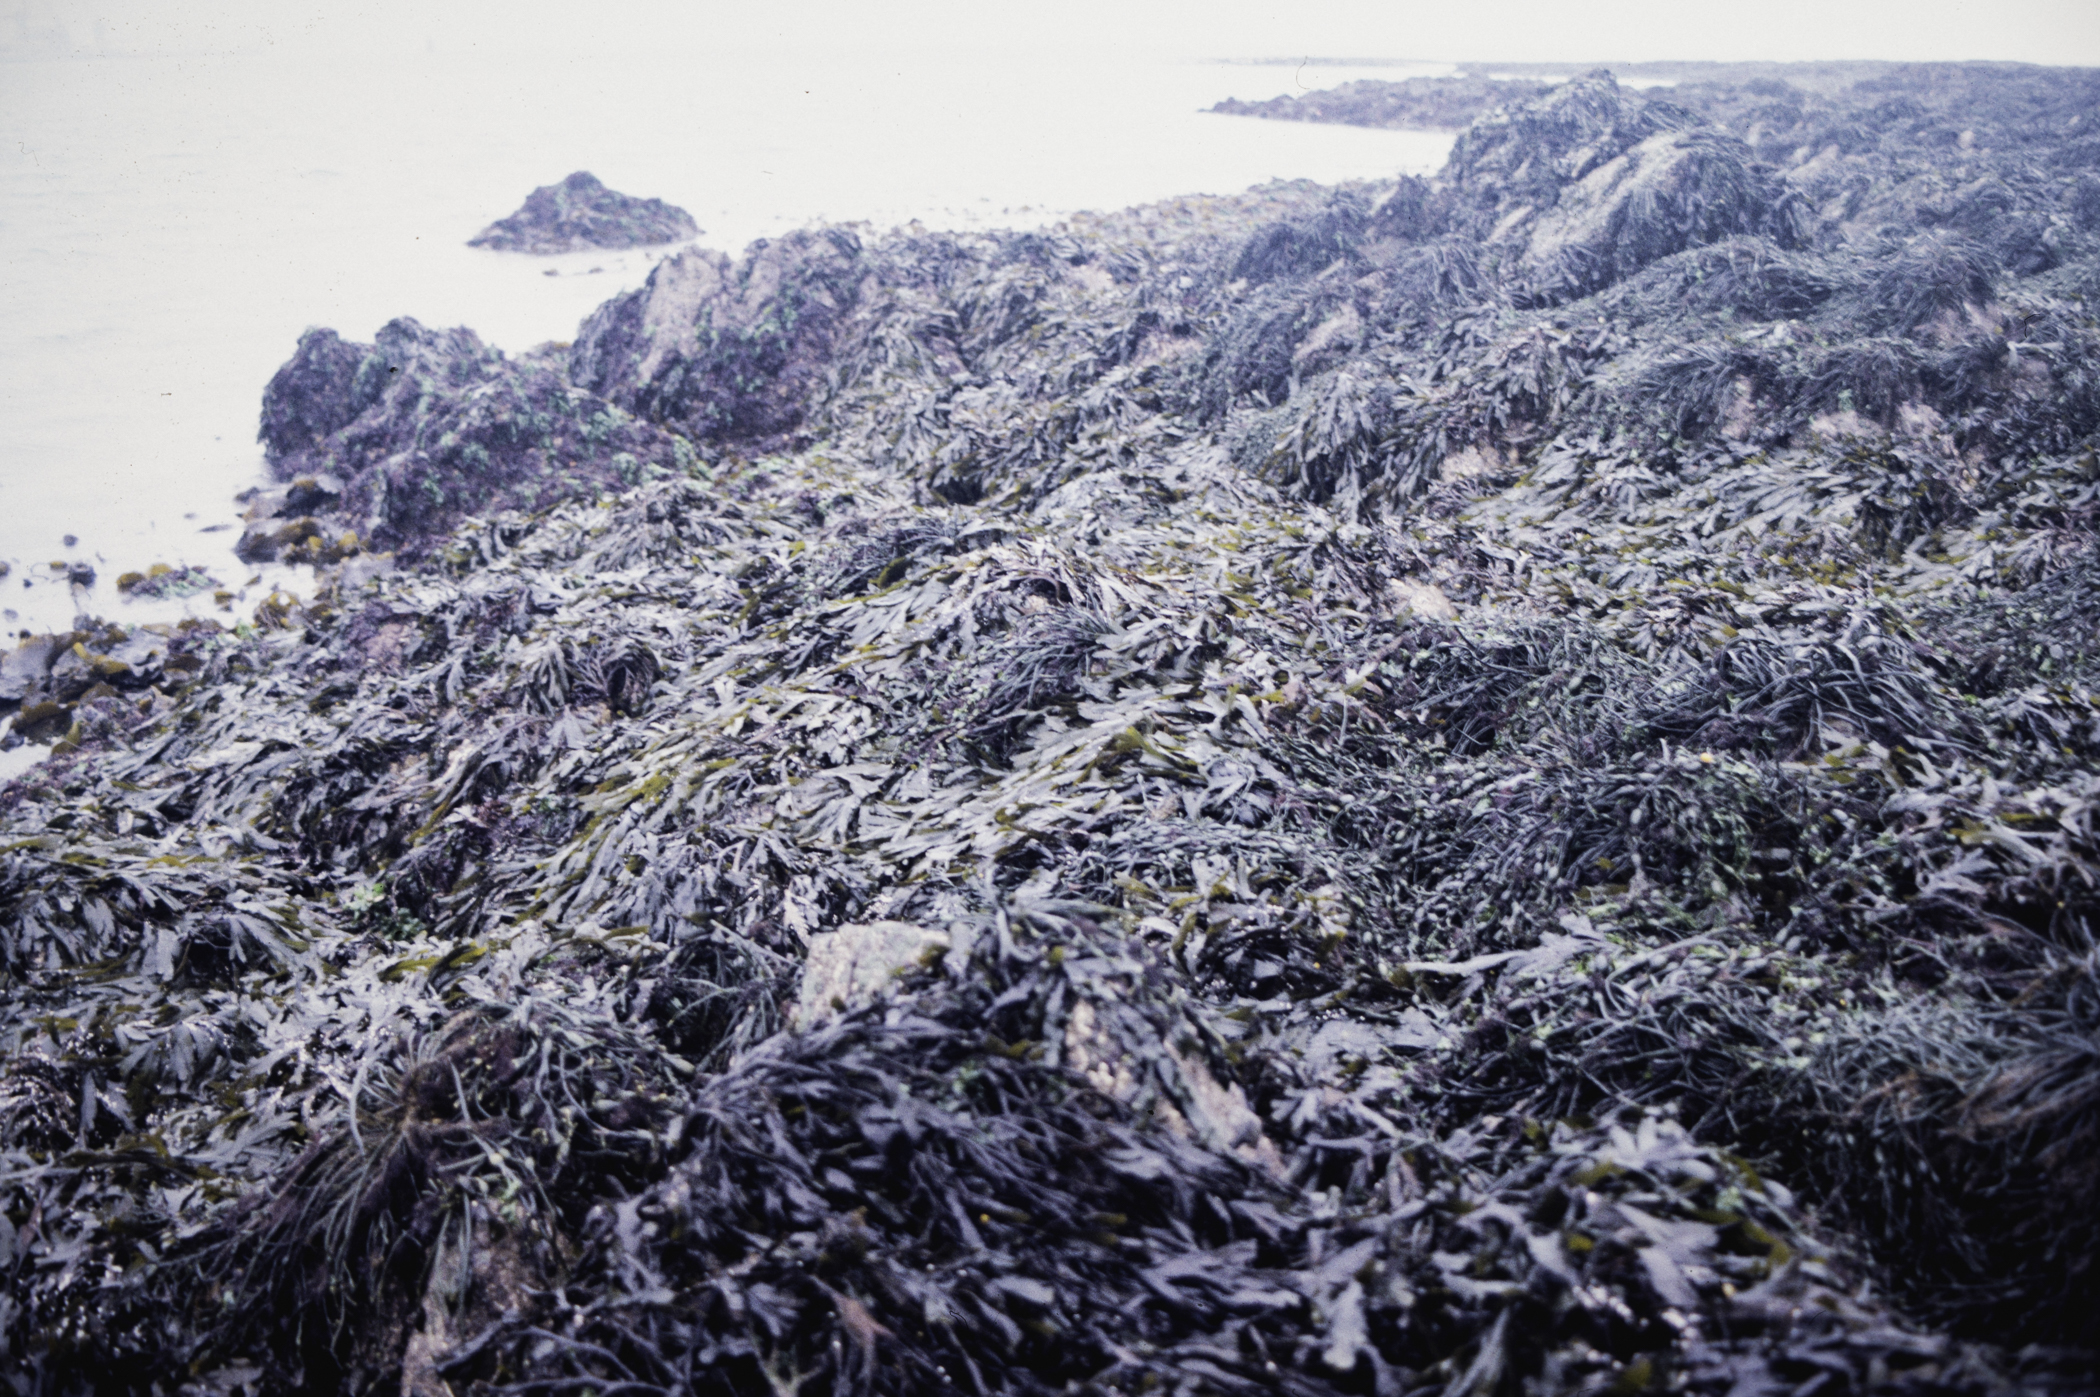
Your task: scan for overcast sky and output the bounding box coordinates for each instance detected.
[6,0,2099,66]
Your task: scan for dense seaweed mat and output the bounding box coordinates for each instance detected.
[3,64,2099,1395]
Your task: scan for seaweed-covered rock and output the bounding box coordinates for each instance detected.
[467,169,698,253]
[257,327,373,463]
[1211,74,1550,131]
[1292,62,2100,285]
[115,563,219,601]
[1441,71,1682,233]
[0,618,203,759]
[1436,72,1803,300]
[255,315,700,557]
[572,225,870,446]
[440,921,2014,1397]
[1509,126,1802,300]
[0,632,69,705]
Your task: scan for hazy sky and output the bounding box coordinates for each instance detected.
[6,0,2099,66]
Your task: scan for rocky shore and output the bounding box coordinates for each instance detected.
[3,62,2097,1395]
[1211,74,1550,131]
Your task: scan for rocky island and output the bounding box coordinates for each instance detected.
[3,63,2098,1395]
[467,170,699,253]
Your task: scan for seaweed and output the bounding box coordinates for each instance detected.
[3,58,2099,1397]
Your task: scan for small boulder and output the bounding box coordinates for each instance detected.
[237,517,359,566]
[239,474,343,524]
[119,565,218,601]
[792,921,960,1027]
[0,634,65,705]
[468,171,698,254]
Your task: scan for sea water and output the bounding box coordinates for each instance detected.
[0,45,1451,645]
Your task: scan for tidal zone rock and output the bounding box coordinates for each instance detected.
[254,317,700,559]
[114,564,218,600]
[467,170,699,254]
[0,620,204,749]
[570,225,871,445]
[1430,71,1807,302]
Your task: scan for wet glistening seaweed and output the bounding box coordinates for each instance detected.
[2,63,2097,1396]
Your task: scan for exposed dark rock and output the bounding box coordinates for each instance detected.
[255,316,699,558]
[467,170,698,254]
[257,327,372,464]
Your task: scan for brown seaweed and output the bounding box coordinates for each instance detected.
[2,61,2098,1397]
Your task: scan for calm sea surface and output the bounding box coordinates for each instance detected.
[0,48,1451,641]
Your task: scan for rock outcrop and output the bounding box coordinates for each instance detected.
[1411,72,1804,301]
[246,66,2098,564]
[1262,62,2100,299]
[570,226,869,445]
[255,317,698,558]
[467,170,698,254]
